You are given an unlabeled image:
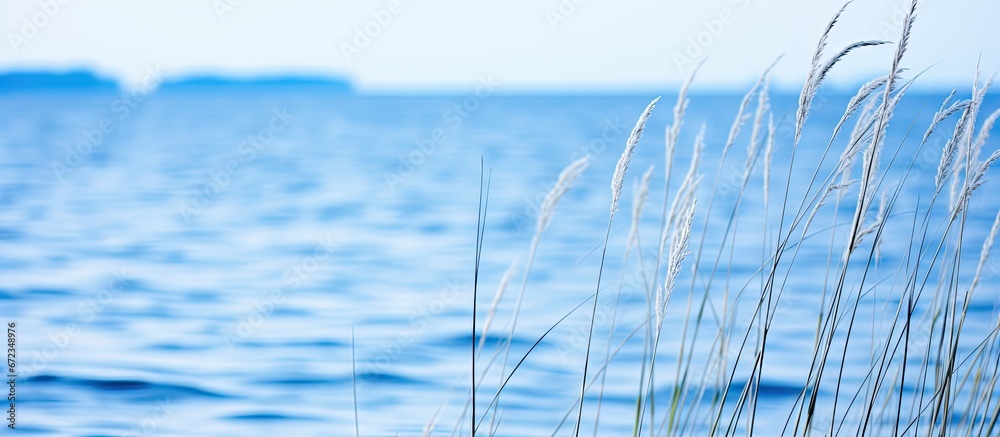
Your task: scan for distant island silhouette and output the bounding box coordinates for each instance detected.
[0,70,354,93]
[159,74,353,92]
[0,70,119,91]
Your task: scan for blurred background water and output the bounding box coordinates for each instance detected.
[1,80,998,436]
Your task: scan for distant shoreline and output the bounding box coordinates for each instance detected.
[0,69,997,98]
[0,70,354,93]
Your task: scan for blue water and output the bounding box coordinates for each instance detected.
[1,84,998,436]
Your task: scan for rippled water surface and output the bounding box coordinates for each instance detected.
[1,86,998,436]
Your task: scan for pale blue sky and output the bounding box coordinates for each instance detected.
[1,0,997,92]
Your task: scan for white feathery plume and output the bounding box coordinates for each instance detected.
[628,165,656,247]
[848,0,916,255]
[796,2,888,146]
[949,140,967,211]
[656,64,702,280]
[722,56,781,163]
[971,210,1000,293]
[611,97,660,216]
[654,285,664,328]
[936,77,985,194]
[749,71,773,156]
[422,402,446,437]
[815,41,892,92]
[479,259,518,352]
[504,155,591,376]
[873,189,889,260]
[666,61,705,176]
[796,1,853,144]
[831,74,890,142]
[953,147,1000,219]
[856,85,907,200]
[922,91,964,146]
[853,188,888,252]
[764,114,775,206]
[668,125,705,228]
[971,107,1000,166]
[837,92,880,180]
[745,64,775,182]
[658,199,697,327]
[723,69,765,157]
[949,74,993,211]
[537,156,590,235]
[804,178,858,234]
